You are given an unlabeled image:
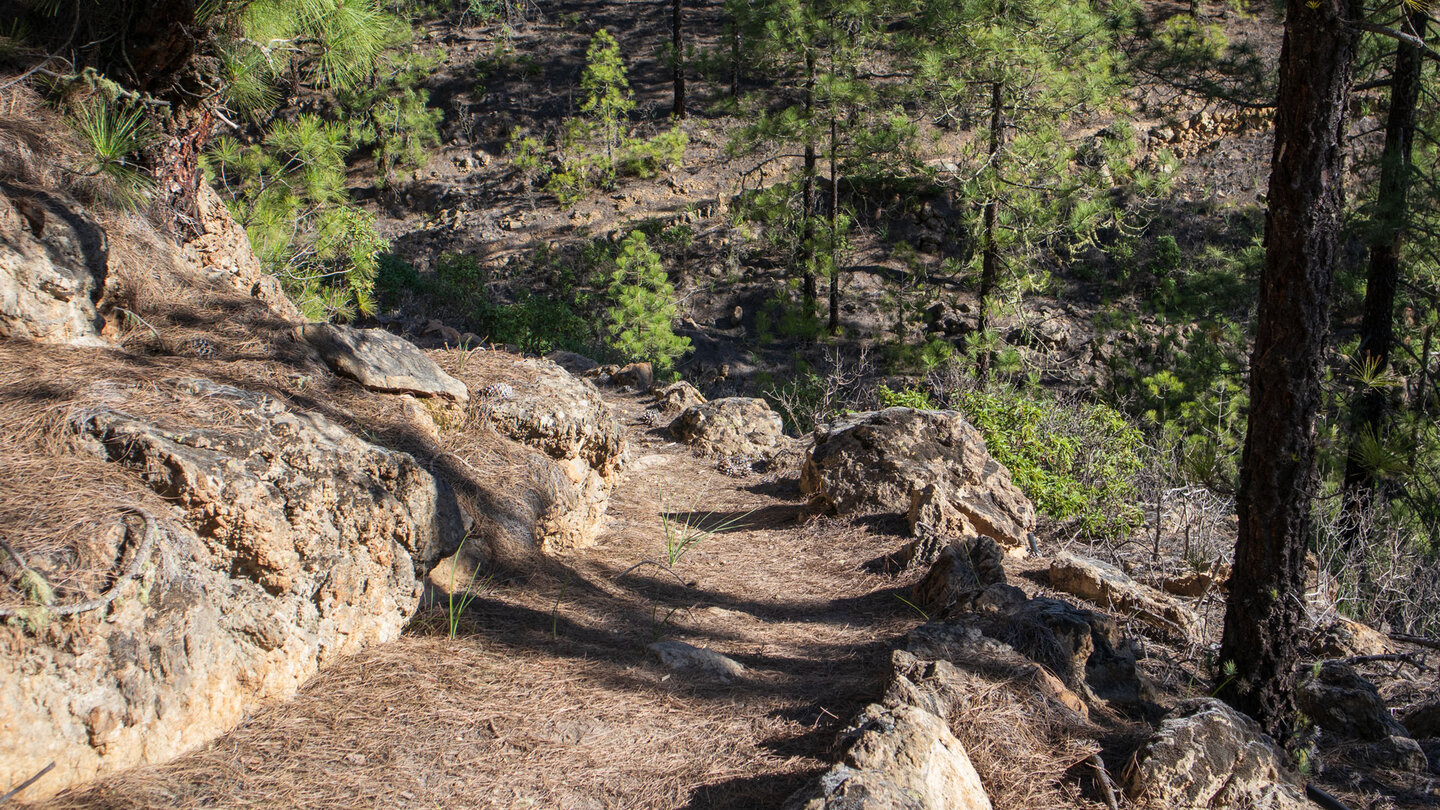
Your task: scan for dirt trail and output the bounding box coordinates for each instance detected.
[39,391,919,810]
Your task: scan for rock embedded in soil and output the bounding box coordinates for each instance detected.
[610,361,653,390]
[1047,553,1201,643]
[1125,699,1310,810]
[800,407,1035,550]
[655,380,706,413]
[669,396,785,457]
[1296,661,1429,771]
[647,641,746,682]
[1,378,466,801]
[784,699,992,810]
[910,535,1008,617]
[182,184,300,320]
[303,322,469,401]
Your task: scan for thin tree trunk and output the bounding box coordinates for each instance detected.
[976,81,1003,382]
[672,0,686,118]
[1340,10,1427,546]
[1217,0,1361,740]
[829,112,840,334]
[802,49,817,309]
[730,22,740,99]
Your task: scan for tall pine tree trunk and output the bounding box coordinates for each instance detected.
[976,81,1003,382]
[829,112,840,334]
[1340,10,1427,547]
[672,0,686,118]
[802,50,818,309]
[1217,0,1361,739]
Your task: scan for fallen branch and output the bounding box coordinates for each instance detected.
[0,507,161,618]
[0,761,55,804]
[1306,783,1353,810]
[1088,753,1120,810]
[1389,632,1440,652]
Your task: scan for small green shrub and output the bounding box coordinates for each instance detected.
[877,384,936,410]
[605,231,690,372]
[955,385,1146,539]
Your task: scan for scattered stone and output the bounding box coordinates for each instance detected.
[783,701,992,810]
[610,361,653,390]
[1315,616,1392,659]
[1125,699,1310,810]
[902,626,1089,721]
[545,350,600,375]
[715,455,754,477]
[1048,553,1201,642]
[1401,698,1440,739]
[1157,565,1228,598]
[655,380,706,413]
[302,323,469,402]
[647,641,745,682]
[669,397,785,457]
[910,536,1007,616]
[801,408,1035,549]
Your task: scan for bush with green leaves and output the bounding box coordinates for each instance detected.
[605,231,690,373]
[952,384,1146,539]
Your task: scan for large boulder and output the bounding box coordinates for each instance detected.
[0,187,109,346]
[474,356,627,553]
[1296,661,1428,770]
[800,408,1035,549]
[303,323,469,402]
[1048,553,1201,642]
[669,397,785,457]
[1,378,466,801]
[1125,699,1309,810]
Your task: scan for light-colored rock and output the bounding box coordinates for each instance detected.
[1125,699,1309,810]
[1158,566,1228,598]
[2,378,465,801]
[669,397,785,457]
[655,380,706,413]
[476,357,627,553]
[1315,616,1392,658]
[900,628,1089,721]
[303,323,469,401]
[647,641,746,682]
[181,183,299,320]
[610,361,653,390]
[801,408,1035,549]
[784,700,991,810]
[1048,553,1201,642]
[0,187,109,345]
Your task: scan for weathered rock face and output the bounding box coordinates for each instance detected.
[1,378,466,801]
[0,187,109,346]
[1048,554,1201,642]
[1402,698,1440,740]
[1296,661,1428,771]
[1315,616,1392,659]
[304,323,469,401]
[1125,699,1309,810]
[669,397,785,457]
[784,682,992,810]
[911,536,1008,617]
[478,357,628,552]
[800,408,1035,549]
[181,183,299,320]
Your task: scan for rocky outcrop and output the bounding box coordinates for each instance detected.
[784,656,992,810]
[800,408,1035,549]
[1048,554,1201,642]
[669,397,785,457]
[303,323,469,402]
[1,378,466,801]
[181,183,299,320]
[0,186,109,346]
[1125,699,1309,810]
[476,356,627,552]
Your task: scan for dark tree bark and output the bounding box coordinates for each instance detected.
[976,81,1003,382]
[802,49,818,309]
[1217,0,1361,739]
[671,0,686,118]
[1340,9,1428,544]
